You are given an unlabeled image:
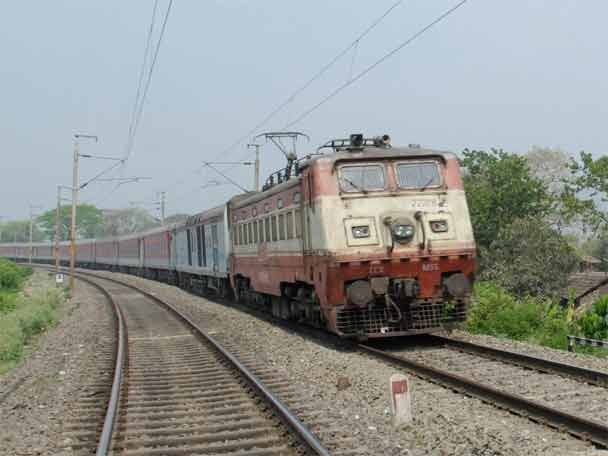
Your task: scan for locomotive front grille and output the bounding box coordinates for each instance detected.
[335,298,468,337]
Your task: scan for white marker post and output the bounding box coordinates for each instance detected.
[55,273,64,285]
[390,374,412,425]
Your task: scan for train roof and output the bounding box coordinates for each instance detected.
[184,203,228,227]
[313,145,455,166]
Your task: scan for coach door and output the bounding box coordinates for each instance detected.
[211,224,219,272]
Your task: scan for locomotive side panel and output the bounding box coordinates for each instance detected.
[230,181,306,298]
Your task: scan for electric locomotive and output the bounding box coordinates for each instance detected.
[230,134,476,338]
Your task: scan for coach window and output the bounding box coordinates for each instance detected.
[271,215,278,242]
[243,223,248,245]
[248,223,253,245]
[196,226,203,267]
[259,220,264,243]
[253,220,258,243]
[201,226,207,266]
[265,217,271,241]
[286,211,294,239]
[294,209,302,238]
[186,230,193,266]
[278,213,286,240]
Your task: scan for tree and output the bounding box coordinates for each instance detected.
[37,204,103,241]
[101,208,159,237]
[480,218,579,297]
[567,151,608,235]
[526,146,571,193]
[461,148,552,250]
[0,220,45,243]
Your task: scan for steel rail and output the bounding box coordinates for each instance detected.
[430,334,608,387]
[43,268,128,456]
[358,343,608,448]
[70,269,332,456]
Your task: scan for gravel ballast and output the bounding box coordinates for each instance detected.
[0,270,114,456]
[93,271,608,456]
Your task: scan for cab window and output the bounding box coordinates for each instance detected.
[339,164,385,193]
[396,162,441,189]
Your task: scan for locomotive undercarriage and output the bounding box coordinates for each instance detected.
[339,274,470,338]
[335,296,468,338]
[234,276,325,328]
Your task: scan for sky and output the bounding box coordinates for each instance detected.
[1,0,607,220]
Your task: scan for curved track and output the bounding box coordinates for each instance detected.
[360,337,608,448]
[59,269,331,456]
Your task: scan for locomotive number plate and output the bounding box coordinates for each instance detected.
[405,200,440,210]
[422,263,439,272]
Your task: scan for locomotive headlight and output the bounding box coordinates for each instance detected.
[430,220,448,233]
[352,225,370,238]
[392,224,415,243]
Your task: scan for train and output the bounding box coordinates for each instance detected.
[0,134,476,339]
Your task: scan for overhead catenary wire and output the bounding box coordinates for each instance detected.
[283,0,469,129]
[159,0,404,196]
[207,0,403,166]
[125,0,160,160]
[88,0,174,206]
[126,0,174,159]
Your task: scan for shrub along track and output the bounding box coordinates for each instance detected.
[54,269,334,456]
[359,335,608,448]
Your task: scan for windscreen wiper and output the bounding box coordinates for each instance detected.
[341,176,368,194]
[419,175,438,192]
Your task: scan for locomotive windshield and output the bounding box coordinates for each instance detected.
[339,164,385,192]
[396,161,441,189]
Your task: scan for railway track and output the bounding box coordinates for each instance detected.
[38,264,608,451]
[359,336,608,448]
[55,269,332,456]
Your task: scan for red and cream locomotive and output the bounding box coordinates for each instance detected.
[230,134,476,338]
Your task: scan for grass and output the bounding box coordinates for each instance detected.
[465,281,608,357]
[0,260,63,374]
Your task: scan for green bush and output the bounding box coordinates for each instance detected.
[466,282,547,340]
[533,305,572,350]
[466,281,577,350]
[575,295,608,340]
[0,317,24,361]
[0,288,63,367]
[0,259,32,290]
[0,292,17,313]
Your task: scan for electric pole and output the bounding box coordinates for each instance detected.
[56,186,61,274]
[70,134,98,292]
[56,185,72,276]
[69,139,79,290]
[159,192,166,225]
[247,143,261,191]
[28,205,41,264]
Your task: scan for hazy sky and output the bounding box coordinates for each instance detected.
[1,1,606,220]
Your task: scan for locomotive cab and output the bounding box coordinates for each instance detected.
[308,135,476,338]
